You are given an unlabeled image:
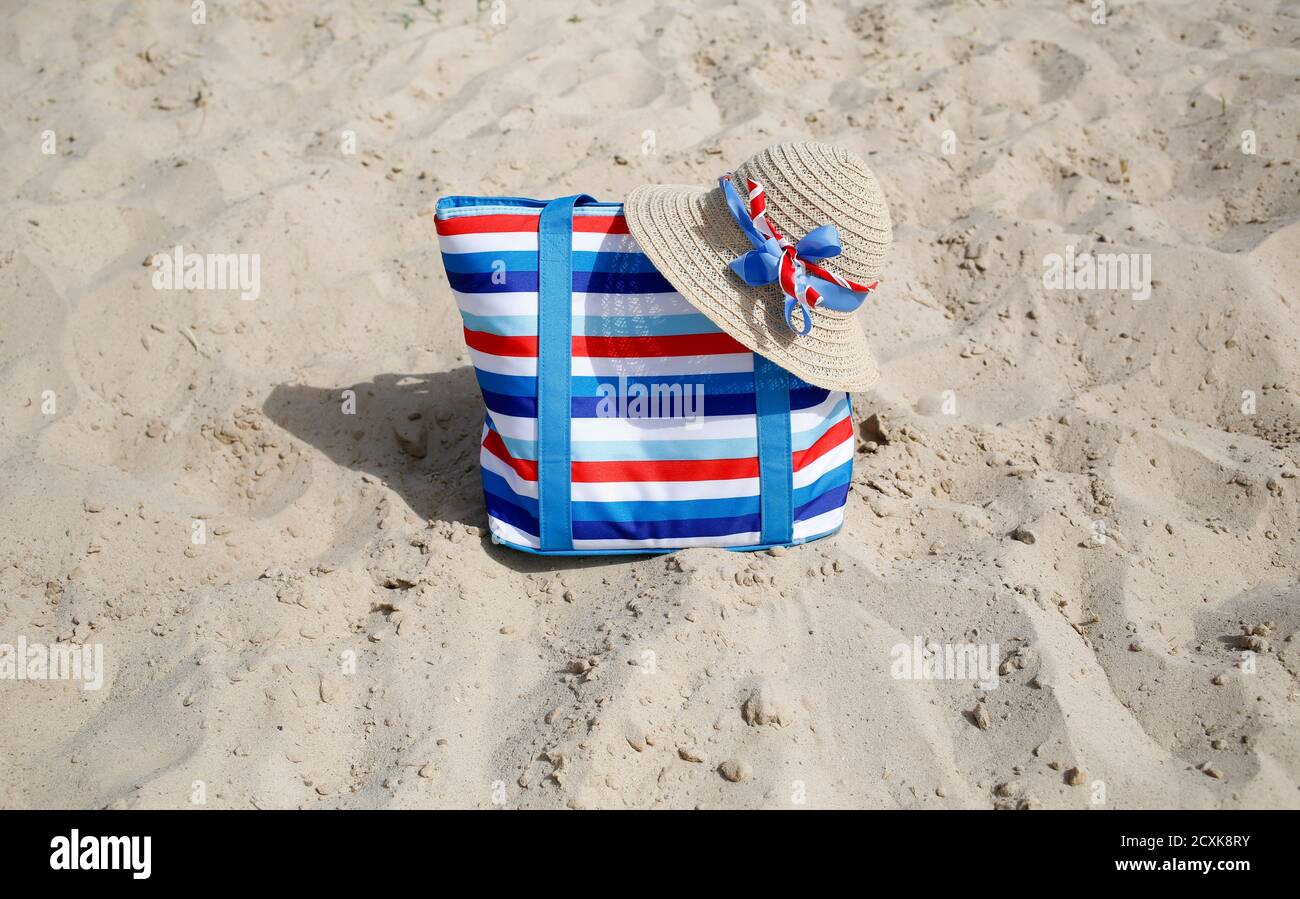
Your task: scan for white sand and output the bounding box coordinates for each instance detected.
[1,0,1298,809]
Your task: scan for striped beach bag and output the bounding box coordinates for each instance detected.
[434,194,855,555]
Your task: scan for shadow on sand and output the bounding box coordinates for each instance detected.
[263,367,649,573]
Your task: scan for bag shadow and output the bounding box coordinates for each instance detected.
[263,367,484,530]
[262,366,657,572]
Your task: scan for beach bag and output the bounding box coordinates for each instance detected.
[434,194,855,555]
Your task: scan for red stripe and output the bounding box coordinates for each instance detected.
[464,328,749,359]
[804,261,877,295]
[484,427,758,484]
[573,457,759,483]
[573,216,630,234]
[793,415,853,471]
[483,415,850,484]
[778,250,798,299]
[435,213,629,236]
[572,332,749,357]
[482,429,538,480]
[464,328,537,357]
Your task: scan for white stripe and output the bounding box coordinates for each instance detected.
[455,291,539,317]
[488,411,537,442]
[793,438,853,489]
[439,231,644,254]
[574,291,700,316]
[792,506,844,539]
[454,290,700,318]
[481,447,538,499]
[489,518,540,549]
[791,391,847,433]
[467,348,536,376]
[572,532,761,551]
[488,409,758,443]
[467,349,756,378]
[572,477,759,502]
[484,432,849,498]
[493,514,842,551]
[575,412,753,442]
[572,355,754,377]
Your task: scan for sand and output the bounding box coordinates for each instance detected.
[1,0,1298,809]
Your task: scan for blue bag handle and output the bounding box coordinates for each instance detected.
[753,355,793,546]
[537,194,595,551]
[536,193,792,552]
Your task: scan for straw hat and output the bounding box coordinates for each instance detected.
[624,141,891,393]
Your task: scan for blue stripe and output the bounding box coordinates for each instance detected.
[442,250,660,275]
[497,433,759,463]
[537,196,592,551]
[573,494,759,523]
[791,385,831,410]
[461,311,721,338]
[437,195,623,213]
[482,468,538,517]
[446,269,674,295]
[483,390,753,419]
[753,355,792,545]
[484,489,539,538]
[572,372,753,397]
[483,473,849,540]
[475,369,535,397]
[485,484,764,543]
[574,513,761,541]
[795,481,851,522]
[792,459,853,511]
[482,390,537,418]
[572,391,747,418]
[473,372,828,411]
[483,456,849,528]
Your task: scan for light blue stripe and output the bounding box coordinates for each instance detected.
[460,312,721,338]
[572,494,759,523]
[567,435,758,462]
[754,355,793,545]
[461,311,537,336]
[792,459,853,509]
[575,313,720,336]
[442,250,659,275]
[792,397,849,452]
[498,434,759,463]
[537,196,592,551]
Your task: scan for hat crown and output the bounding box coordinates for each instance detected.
[732,142,892,288]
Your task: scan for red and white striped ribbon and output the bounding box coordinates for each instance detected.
[743,177,877,308]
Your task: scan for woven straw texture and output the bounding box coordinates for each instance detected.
[625,142,892,393]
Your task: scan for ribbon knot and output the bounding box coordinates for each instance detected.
[720,174,877,335]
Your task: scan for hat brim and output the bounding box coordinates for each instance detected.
[624,183,881,394]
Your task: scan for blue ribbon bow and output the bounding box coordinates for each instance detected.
[719,175,872,335]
